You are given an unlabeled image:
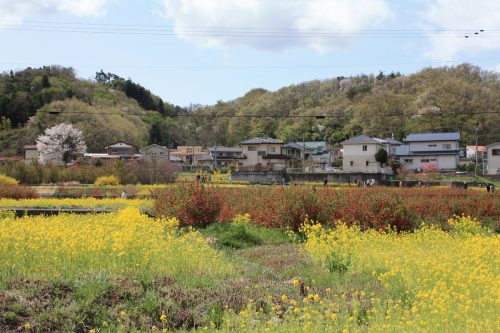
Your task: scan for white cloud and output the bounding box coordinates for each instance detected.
[0,0,110,27]
[160,0,391,51]
[420,0,500,60]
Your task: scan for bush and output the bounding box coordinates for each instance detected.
[152,182,223,228]
[0,185,38,199]
[94,175,120,186]
[0,174,18,186]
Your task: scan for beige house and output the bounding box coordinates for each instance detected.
[169,146,208,165]
[240,137,288,171]
[486,142,500,175]
[106,142,137,156]
[140,144,169,160]
[342,135,391,173]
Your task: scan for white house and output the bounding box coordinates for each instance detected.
[139,144,181,163]
[341,135,391,173]
[240,137,288,170]
[396,132,460,171]
[485,142,500,175]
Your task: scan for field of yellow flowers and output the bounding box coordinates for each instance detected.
[0,200,498,332]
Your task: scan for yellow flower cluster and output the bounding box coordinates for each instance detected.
[0,207,232,281]
[301,222,499,332]
[0,173,18,186]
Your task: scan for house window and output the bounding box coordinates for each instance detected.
[430,158,437,161]
[257,151,266,156]
[270,147,276,153]
[247,146,256,151]
[366,161,370,166]
[403,159,413,163]
[350,161,354,167]
[428,144,437,147]
[362,145,367,151]
[442,144,452,150]
[421,159,430,163]
[492,149,500,156]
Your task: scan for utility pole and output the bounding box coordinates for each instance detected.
[474,126,479,179]
[302,131,306,173]
[213,126,218,170]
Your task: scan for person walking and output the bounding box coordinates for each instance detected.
[323,177,328,187]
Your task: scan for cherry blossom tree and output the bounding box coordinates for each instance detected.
[36,123,87,164]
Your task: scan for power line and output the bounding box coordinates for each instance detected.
[0,20,491,38]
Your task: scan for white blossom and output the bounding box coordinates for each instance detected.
[36,123,87,164]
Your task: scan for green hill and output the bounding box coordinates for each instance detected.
[1,64,499,156]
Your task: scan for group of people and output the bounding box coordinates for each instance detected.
[196,174,211,183]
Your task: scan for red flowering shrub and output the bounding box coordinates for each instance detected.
[152,182,223,228]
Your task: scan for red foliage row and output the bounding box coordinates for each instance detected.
[152,185,500,231]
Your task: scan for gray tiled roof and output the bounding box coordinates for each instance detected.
[208,147,243,153]
[341,135,386,145]
[384,138,403,145]
[404,132,460,142]
[107,142,136,148]
[240,137,283,145]
[283,142,315,151]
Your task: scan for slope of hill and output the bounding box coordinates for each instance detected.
[176,64,500,147]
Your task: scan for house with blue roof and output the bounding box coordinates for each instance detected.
[396,132,461,171]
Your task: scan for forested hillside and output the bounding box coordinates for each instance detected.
[172,64,500,147]
[1,64,499,156]
[0,66,175,155]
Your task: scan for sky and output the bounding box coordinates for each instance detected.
[1,0,500,107]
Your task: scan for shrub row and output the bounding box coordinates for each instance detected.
[0,159,179,185]
[152,185,500,231]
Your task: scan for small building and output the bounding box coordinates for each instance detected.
[169,146,208,165]
[396,132,460,171]
[140,144,169,160]
[208,146,244,168]
[106,142,138,157]
[24,144,39,162]
[466,145,487,159]
[341,135,391,173]
[240,137,288,171]
[485,142,500,175]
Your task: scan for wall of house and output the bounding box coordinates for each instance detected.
[342,143,382,173]
[141,146,168,159]
[486,144,500,175]
[241,143,281,166]
[25,150,39,160]
[400,155,457,170]
[408,141,458,152]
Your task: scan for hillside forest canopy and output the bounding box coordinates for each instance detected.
[0,63,499,156]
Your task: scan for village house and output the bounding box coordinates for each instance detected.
[240,137,288,171]
[341,135,392,173]
[396,132,460,171]
[24,144,39,163]
[208,146,244,168]
[485,142,500,175]
[139,144,182,163]
[169,146,208,165]
[466,145,487,159]
[84,141,141,160]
